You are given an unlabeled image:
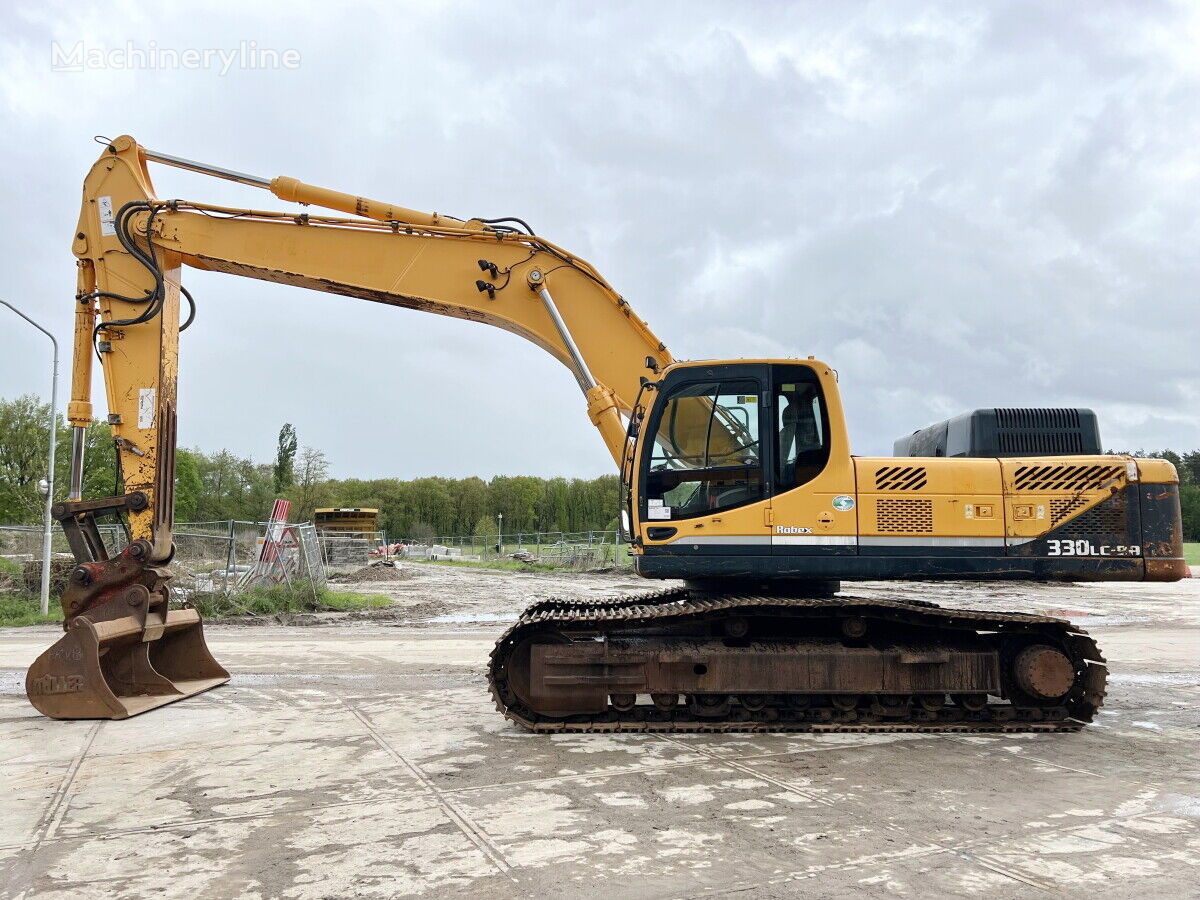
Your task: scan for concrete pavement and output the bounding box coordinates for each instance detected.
[1,572,1197,898]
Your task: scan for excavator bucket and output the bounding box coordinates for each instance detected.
[25,522,229,721]
[26,604,228,720]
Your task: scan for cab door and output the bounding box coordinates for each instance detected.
[769,362,859,556]
[637,363,774,555]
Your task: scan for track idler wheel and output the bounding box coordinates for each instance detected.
[1011,645,1075,701]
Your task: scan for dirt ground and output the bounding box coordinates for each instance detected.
[0,564,1197,898]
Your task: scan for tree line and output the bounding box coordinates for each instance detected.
[0,397,620,538]
[0,396,1196,542]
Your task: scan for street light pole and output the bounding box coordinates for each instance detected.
[1,300,59,616]
[496,512,503,557]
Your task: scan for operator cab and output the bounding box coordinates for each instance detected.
[627,361,832,526]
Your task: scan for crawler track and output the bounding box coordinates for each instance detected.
[487,589,1107,733]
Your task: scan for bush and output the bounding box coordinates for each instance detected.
[21,558,74,597]
[0,557,21,594]
[0,590,63,627]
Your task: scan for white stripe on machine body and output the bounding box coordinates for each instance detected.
[772,535,857,546]
[671,535,772,546]
[654,534,1034,549]
[859,536,1007,548]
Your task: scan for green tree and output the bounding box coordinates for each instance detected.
[454,477,489,535]
[74,420,119,501]
[290,446,331,522]
[273,423,297,494]
[472,514,498,552]
[0,395,55,523]
[0,397,117,524]
[489,476,541,532]
[193,449,241,520]
[174,449,202,522]
[537,478,570,532]
[410,521,436,545]
[1181,485,1200,542]
[406,477,456,534]
[1180,451,1200,486]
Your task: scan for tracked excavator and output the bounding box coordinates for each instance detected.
[27,135,1187,732]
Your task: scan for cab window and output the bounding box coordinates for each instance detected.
[775,368,830,490]
[644,380,763,520]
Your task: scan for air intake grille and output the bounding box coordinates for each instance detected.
[876,498,933,533]
[1056,494,1128,538]
[874,465,928,491]
[995,408,1081,429]
[998,432,1087,455]
[1013,464,1124,492]
[1050,498,1089,525]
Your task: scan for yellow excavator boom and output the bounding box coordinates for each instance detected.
[32,134,676,719]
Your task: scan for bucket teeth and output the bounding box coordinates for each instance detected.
[27,605,228,720]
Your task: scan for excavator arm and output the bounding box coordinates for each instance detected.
[30,134,673,718]
[70,135,673,553]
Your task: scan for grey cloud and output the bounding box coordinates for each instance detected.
[0,0,1195,481]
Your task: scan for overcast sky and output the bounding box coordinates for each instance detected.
[1,1,1197,481]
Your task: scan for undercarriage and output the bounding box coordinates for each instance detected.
[488,588,1108,733]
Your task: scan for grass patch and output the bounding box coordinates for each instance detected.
[0,590,63,627]
[1184,543,1199,566]
[1,579,389,626]
[319,590,393,611]
[191,581,391,618]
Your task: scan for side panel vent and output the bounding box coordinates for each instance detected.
[876,498,933,533]
[1013,464,1124,492]
[1050,498,1089,525]
[874,465,928,491]
[1057,494,1129,538]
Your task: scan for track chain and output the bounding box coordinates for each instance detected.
[487,589,1108,734]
